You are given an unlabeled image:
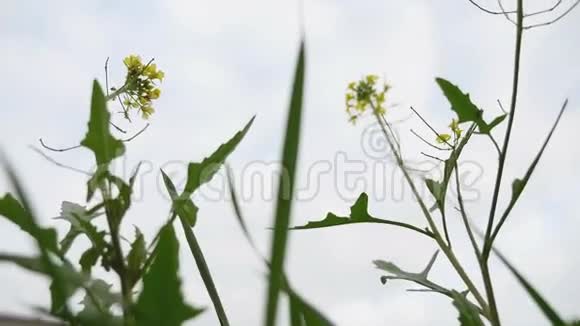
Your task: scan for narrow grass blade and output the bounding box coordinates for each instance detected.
[265,40,306,326]
[160,170,230,326]
[493,248,566,325]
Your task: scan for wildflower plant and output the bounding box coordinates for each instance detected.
[290,1,579,325]
[1,0,579,325]
[0,54,253,326]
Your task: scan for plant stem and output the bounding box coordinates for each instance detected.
[480,1,525,325]
[99,183,134,326]
[372,111,490,317]
[178,216,230,326]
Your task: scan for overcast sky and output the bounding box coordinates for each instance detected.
[1,0,579,325]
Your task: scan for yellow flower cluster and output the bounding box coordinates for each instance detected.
[436,118,463,144]
[345,75,390,124]
[120,54,164,119]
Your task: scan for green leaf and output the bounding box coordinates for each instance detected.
[56,201,101,254]
[292,193,432,238]
[184,116,255,196]
[0,156,74,319]
[508,101,567,207]
[0,253,46,274]
[436,78,504,135]
[265,41,306,326]
[77,279,122,326]
[80,80,125,166]
[285,280,334,326]
[450,290,484,326]
[0,193,59,253]
[374,251,451,296]
[135,224,203,326]
[161,170,199,226]
[491,100,568,244]
[425,179,444,205]
[79,246,101,274]
[436,78,482,124]
[126,227,147,288]
[0,253,88,319]
[493,248,566,326]
[479,114,507,134]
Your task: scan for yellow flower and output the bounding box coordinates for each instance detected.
[123,55,142,70]
[144,63,165,81]
[365,74,379,84]
[449,118,462,138]
[141,106,155,119]
[148,88,161,99]
[436,134,452,144]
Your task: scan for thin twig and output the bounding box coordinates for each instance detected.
[524,0,580,29]
[466,0,517,14]
[122,123,150,142]
[110,121,127,134]
[421,152,445,162]
[524,0,562,17]
[498,0,518,25]
[29,146,90,175]
[497,99,507,114]
[411,129,452,151]
[105,57,110,97]
[409,106,455,149]
[38,139,82,152]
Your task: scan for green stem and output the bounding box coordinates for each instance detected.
[372,111,490,317]
[178,216,230,326]
[99,182,134,326]
[480,2,525,325]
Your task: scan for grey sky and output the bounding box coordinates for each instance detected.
[0,0,579,325]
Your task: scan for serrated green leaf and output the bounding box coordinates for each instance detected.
[374,251,451,295]
[80,81,125,167]
[266,41,306,326]
[436,78,503,135]
[126,227,147,288]
[183,117,255,197]
[0,253,46,273]
[77,279,122,326]
[79,247,101,274]
[135,224,203,326]
[0,156,74,319]
[292,193,432,238]
[436,78,482,124]
[0,193,59,253]
[451,290,484,326]
[56,201,101,254]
